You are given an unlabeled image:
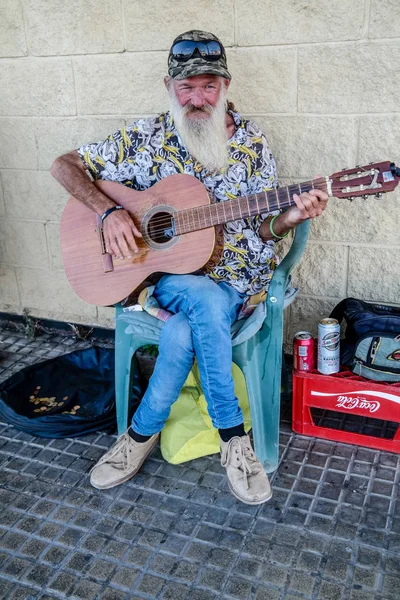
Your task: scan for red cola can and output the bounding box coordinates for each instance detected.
[293,331,315,371]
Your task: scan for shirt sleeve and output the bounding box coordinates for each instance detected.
[77,125,132,182]
[244,123,279,237]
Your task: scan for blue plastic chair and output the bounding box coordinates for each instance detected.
[114,220,310,473]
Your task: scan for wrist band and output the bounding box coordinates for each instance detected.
[101,205,124,223]
[269,215,290,240]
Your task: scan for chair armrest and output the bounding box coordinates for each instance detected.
[275,220,310,277]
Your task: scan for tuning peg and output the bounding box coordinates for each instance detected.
[347,196,355,201]
[374,193,383,199]
[361,195,369,199]
[341,167,348,171]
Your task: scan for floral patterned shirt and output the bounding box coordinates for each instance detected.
[77,110,279,295]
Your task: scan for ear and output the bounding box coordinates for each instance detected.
[164,76,172,90]
[223,78,231,92]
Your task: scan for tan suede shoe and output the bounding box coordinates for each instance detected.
[220,435,272,505]
[90,431,159,490]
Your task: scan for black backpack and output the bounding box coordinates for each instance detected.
[330,298,400,382]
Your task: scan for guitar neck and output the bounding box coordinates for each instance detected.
[174,179,324,235]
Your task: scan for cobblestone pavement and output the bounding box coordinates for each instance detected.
[0,328,399,600]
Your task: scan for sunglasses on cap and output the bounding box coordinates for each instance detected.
[170,40,225,62]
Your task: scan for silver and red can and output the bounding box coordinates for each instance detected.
[293,332,315,371]
[317,317,340,374]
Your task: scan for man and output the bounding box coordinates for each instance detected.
[51,30,328,505]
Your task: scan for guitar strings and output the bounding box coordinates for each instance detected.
[141,180,332,235]
[136,178,329,236]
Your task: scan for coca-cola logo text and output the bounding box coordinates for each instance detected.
[336,395,380,413]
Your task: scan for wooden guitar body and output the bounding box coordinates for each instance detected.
[60,174,215,306]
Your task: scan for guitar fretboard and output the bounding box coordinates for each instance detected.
[174,180,320,235]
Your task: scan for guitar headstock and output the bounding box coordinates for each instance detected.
[329,161,400,201]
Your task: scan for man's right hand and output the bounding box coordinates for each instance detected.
[51,150,143,260]
[103,210,142,259]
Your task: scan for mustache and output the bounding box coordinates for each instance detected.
[183,104,213,115]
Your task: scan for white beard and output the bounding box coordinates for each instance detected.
[168,84,229,173]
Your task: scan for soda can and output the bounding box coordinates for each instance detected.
[293,332,315,372]
[317,317,340,374]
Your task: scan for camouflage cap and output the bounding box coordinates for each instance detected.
[168,30,231,80]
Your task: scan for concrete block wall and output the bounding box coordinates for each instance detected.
[0,0,399,341]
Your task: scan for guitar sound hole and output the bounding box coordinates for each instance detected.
[147,212,174,244]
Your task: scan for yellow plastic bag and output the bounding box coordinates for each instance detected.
[160,362,251,464]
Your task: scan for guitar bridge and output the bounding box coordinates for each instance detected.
[97,215,114,273]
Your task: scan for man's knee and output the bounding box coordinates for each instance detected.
[159,312,193,356]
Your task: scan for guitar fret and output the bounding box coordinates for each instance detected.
[203,204,209,227]
[275,188,281,210]
[175,212,181,234]
[238,198,244,219]
[299,182,302,194]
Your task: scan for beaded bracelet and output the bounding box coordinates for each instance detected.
[269,215,290,240]
[101,205,124,223]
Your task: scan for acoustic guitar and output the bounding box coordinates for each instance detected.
[60,161,400,306]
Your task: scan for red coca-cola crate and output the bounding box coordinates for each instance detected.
[292,369,400,453]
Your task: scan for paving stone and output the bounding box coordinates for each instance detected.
[318,581,345,599]
[254,587,283,600]
[353,565,378,589]
[136,573,164,595]
[110,566,140,588]
[190,590,217,600]
[88,559,116,581]
[261,564,288,586]
[3,556,32,578]
[296,551,322,571]
[0,579,14,598]
[48,571,78,595]
[23,563,55,586]
[98,589,128,600]
[0,509,21,528]
[173,560,200,582]
[382,573,400,597]
[199,567,226,591]
[185,541,211,563]
[125,546,153,566]
[288,569,316,595]
[150,553,176,576]
[225,577,253,599]
[9,585,40,600]
[42,545,70,565]
[71,579,103,600]
[323,557,350,581]
[20,538,48,558]
[1,532,28,551]
[66,551,92,573]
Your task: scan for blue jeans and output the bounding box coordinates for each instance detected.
[131,274,246,435]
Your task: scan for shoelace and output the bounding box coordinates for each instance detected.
[90,434,133,473]
[222,438,258,490]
